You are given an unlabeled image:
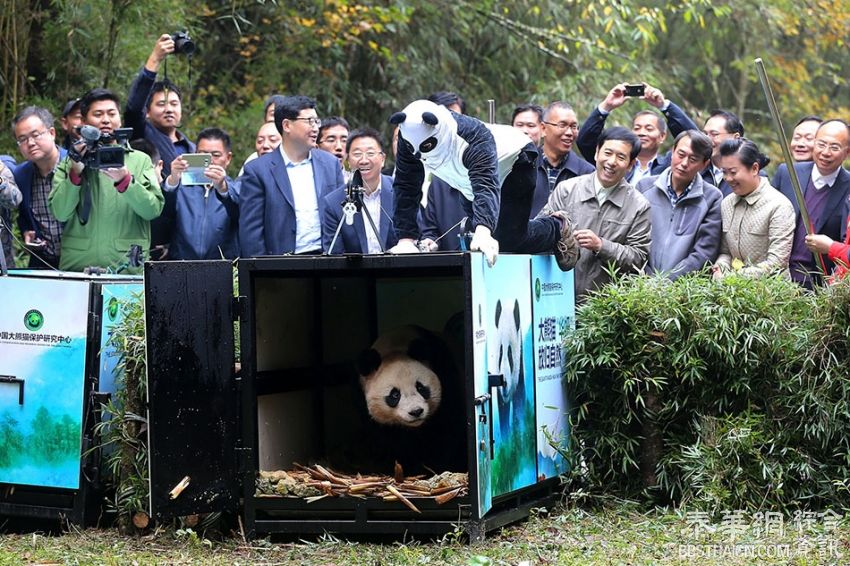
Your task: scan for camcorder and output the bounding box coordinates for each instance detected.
[171,31,195,56]
[69,125,133,169]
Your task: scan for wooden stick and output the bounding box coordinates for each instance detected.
[386,485,421,513]
[168,476,190,500]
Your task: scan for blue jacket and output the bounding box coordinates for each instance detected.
[124,66,196,248]
[533,149,595,217]
[165,177,240,260]
[636,169,723,279]
[239,148,344,256]
[420,176,467,251]
[576,101,699,180]
[13,147,68,238]
[321,175,397,254]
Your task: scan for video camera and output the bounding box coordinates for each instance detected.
[69,125,133,169]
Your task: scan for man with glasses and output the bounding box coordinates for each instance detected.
[322,128,397,254]
[773,119,850,287]
[239,95,344,256]
[164,127,240,260]
[533,102,595,216]
[699,109,744,196]
[11,106,67,268]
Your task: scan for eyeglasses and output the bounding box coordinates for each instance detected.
[814,140,846,153]
[16,130,48,146]
[291,117,322,127]
[543,121,578,131]
[349,150,384,160]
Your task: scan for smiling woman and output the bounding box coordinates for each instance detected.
[712,138,795,279]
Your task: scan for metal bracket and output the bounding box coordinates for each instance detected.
[0,375,24,405]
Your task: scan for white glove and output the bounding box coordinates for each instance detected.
[470,225,499,267]
[388,238,421,255]
[418,238,439,252]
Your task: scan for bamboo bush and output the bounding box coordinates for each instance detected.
[93,292,149,534]
[562,272,850,513]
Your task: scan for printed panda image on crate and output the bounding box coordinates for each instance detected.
[354,325,466,475]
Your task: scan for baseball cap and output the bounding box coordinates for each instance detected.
[62,98,81,118]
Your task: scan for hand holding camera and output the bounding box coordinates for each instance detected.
[146,31,195,72]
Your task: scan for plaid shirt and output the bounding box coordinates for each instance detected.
[31,169,62,257]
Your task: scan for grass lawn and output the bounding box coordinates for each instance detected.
[0,503,846,565]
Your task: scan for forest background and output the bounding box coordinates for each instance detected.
[1,0,848,170]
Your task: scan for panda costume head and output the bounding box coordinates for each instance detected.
[356,327,444,428]
[389,99,457,169]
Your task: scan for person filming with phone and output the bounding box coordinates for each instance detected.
[49,88,163,274]
[164,128,240,260]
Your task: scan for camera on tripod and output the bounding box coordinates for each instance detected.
[69,125,133,169]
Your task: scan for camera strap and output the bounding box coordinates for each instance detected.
[77,169,94,225]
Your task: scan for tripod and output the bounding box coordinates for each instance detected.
[326,169,385,255]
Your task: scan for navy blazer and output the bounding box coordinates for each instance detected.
[576,101,699,174]
[772,162,850,243]
[322,174,398,254]
[420,176,467,251]
[239,147,344,256]
[532,149,595,217]
[13,147,68,238]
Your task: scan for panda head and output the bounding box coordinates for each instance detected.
[357,338,443,428]
[489,298,523,399]
[388,99,457,167]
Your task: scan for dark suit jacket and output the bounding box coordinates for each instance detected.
[420,176,467,251]
[532,149,595,217]
[322,174,398,254]
[772,162,850,246]
[13,147,68,238]
[576,101,699,177]
[239,147,344,256]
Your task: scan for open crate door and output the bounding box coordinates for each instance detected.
[145,261,239,518]
[468,254,493,517]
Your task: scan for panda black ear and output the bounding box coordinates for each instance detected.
[356,348,382,377]
[494,299,502,327]
[422,112,438,126]
[513,299,521,330]
[389,112,406,125]
[407,337,432,365]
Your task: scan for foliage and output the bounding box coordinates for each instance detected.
[93,290,149,534]
[562,272,850,512]
[2,0,847,168]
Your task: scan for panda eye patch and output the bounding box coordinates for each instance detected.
[385,387,401,408]
[415,380,431,400]
[419,137,437,153]
[507,345,514,375]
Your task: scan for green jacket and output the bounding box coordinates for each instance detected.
[49,148,163,274]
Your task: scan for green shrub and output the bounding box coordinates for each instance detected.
[561,271,842,511]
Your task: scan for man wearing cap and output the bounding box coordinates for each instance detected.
[60,98,83,151]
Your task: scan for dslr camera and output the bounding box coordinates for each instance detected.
[171,31,195,56]
[69,125,133,169]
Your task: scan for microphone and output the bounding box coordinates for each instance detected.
[77,125,102,142]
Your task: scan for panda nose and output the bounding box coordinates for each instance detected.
[409,407,424,418]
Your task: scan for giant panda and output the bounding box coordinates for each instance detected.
[488,297,525,441]
[353,325,466,474]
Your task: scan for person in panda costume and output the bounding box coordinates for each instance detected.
[388,99,578,269]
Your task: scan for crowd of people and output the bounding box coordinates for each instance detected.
[1,34,849,300]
